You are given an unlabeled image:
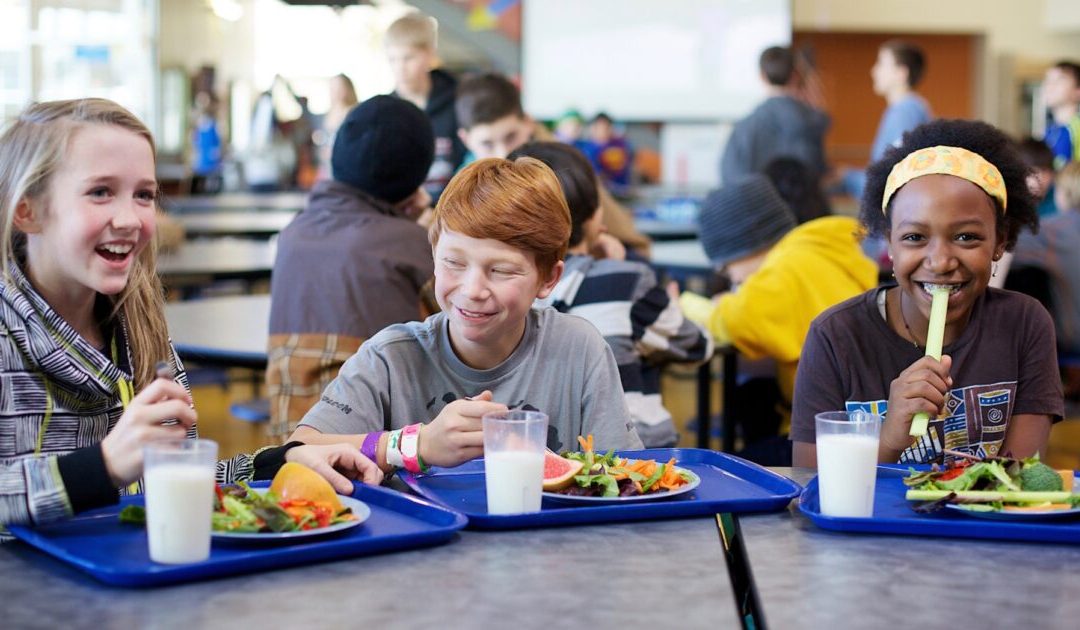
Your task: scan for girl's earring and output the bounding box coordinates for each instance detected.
[992,262,998,278]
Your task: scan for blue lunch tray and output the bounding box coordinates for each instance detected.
[799,466,1080,544]
[8,481,467,587]
[399,448,801,530]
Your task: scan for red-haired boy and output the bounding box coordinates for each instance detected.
[291,158,643,471]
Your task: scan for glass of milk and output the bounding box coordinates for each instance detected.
[482,410,548,514]
[143,439,218,563]
[815,411,881,518]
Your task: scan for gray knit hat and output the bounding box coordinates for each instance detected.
[699,174,797,267]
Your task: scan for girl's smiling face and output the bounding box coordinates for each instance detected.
[887,174,1006,335]
[19,123,156,304]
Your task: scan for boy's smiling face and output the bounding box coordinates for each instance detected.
[434,229,562,369]
[887,174,1005,338]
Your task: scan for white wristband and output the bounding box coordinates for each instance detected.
[385,429,405,469]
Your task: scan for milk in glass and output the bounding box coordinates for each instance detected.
[484,451,544,514]
[145,464,215,563]
[817,433,879,517]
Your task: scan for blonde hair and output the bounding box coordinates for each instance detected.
[1056,161,1080,211]
[0,98,169,390]
[430,157,571,280]
[386,12,438,50]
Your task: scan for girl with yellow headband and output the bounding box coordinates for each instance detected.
[791,119,1062,467]
[0,99,382,538]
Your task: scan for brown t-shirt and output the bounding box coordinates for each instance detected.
[791,288,1063,464]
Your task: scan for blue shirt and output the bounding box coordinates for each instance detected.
[871,93,932,161]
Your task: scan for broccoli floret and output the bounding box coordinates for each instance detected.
[1019,462,1063,492]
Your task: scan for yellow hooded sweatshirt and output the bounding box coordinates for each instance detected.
[684,216,878,412]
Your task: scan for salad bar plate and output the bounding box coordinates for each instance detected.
[541,469,702,504]
[8,481,466,587]
[400,448,801,530]
[799,467,1080,544]
[212,494,372,541]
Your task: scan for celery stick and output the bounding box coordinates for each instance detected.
[905,489,1074,503]
[909,286,950,437]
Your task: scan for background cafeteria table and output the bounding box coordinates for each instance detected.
[157,238,276,290]
[163,192,307,213]
[175,211,296,239]
[0,516,740,628]
[164,294,270,369]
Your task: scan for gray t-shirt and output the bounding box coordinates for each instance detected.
[299,306,643,452]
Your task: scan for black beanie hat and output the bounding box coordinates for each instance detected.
[699,174,797,267]
[331,95,435,203]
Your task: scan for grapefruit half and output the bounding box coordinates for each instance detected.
[542,452,584,491]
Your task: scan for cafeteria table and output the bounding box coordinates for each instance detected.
[164,294,270,369]
[634,218,700,240]
[158,238,276,289]
[176,210,296,239]
[163,191,307,213]
[649,239,710,275]
[0,516,740,628]
[733,468,1080,629]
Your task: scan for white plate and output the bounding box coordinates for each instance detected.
[212,493,371,540]
[944,503,1080,521]
[542,469,701,504]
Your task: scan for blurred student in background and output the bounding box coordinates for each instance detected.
[512,141,712,446]
[314,73,359,181]
[720,46,830,185]
[1042,60,1080,169]
[844,40,932,199]
[455,73,652,258]
[1012,162,1080,365]
[1017,137,1059,218]
[553,109,587,149]
[385,11,465,202]
[680,175,877,464]
[763,156,831,225]
[190,91,223,194]
[584,112,633,196]
[267,96,435,437]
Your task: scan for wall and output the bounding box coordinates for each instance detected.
[793,32,976,166]
[159,0,256,88]
[793,0,1080,132]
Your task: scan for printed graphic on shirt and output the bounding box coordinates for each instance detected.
[846,381,1017,463]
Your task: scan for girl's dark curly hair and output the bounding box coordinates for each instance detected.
[860,118,1038,250]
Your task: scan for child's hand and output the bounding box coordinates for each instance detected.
[591,233,626,261]
[285,443,384,492]
[100,377,197,486]
[882,355,953,453]
[419,390,507,468]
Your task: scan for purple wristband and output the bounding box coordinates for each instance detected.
[361,431,384,464]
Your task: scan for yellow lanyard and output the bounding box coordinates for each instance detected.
[35,328,133,458]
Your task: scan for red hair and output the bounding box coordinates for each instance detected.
[430,157,570,279]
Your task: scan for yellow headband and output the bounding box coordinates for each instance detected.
[882,145,1007,214]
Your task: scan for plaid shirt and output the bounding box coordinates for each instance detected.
[266,333,364,438]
